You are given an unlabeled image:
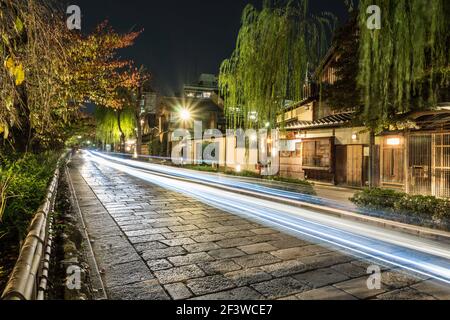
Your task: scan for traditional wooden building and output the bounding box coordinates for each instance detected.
[378,106,450,197]
[278,47,371,188]
[279,97,371,187]
[278,45,450,197]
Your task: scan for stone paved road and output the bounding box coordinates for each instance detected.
[67,154,450,300]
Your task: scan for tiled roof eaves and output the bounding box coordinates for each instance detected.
[286,112,353,130]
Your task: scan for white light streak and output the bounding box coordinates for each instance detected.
[86,151,450,285]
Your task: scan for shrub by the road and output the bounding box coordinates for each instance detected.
[350,188,403,211]
[0,152,60,242]
[351,188,450,228]
[0,151,60,291]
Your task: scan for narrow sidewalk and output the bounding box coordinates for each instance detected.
[68,159,169,300]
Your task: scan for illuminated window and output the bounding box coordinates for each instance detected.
[302,139,331,168]
[382,137,404,184]
[386,138,401,146]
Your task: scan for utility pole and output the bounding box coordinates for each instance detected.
[135,84,144,156]
[369,130,376,188]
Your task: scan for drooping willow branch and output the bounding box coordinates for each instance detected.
[357,0,449,131]
[95,106,136,146]
[219,0,336,129]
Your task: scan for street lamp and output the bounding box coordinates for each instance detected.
[180,109,191,121]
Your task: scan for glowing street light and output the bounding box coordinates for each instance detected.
[180,109,191,121]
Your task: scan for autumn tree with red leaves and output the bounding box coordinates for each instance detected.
[0,0,145,153]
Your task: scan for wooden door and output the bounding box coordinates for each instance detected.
[434,133,450,198]
[335,145,347,185]
[347,145,363,187]
[409,135,432,195]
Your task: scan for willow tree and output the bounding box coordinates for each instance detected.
[219,0,336,129]
[358,0,450,131]
[95,106,136,152]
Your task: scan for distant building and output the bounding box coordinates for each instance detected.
[183,74,219,99]
[141,91,158,114]
[140,91,158,134]
[141,74,225,158]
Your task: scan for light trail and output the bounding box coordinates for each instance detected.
[90,152,353,210]
[90,151,443,228]
[85,151,450,285]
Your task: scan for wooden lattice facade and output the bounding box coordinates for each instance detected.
[380,130,450,198]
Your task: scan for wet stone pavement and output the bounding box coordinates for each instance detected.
[67,154,450,300]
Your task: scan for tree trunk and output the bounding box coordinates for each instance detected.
[117,111,125,153]
[11,87,33,153]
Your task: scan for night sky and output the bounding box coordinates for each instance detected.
[66,0,349,95]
